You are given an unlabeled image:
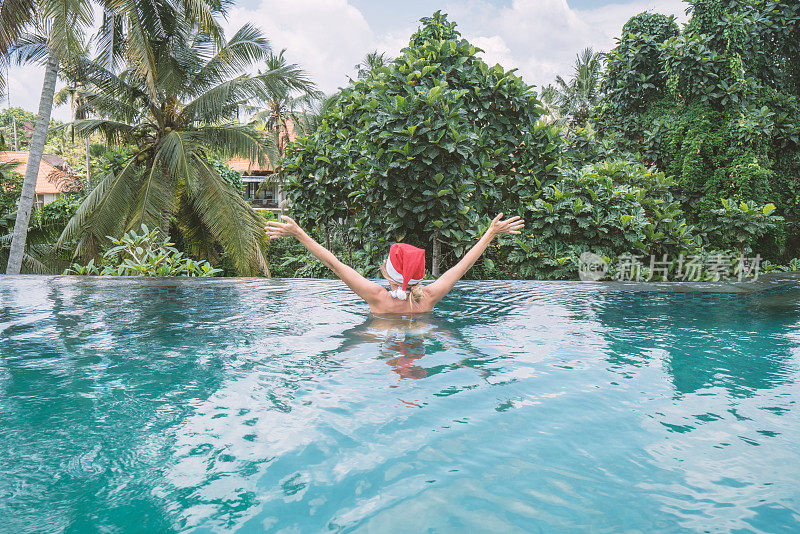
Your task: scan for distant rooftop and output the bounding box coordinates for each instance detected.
[0,151,83,195]
[224,120,298,176]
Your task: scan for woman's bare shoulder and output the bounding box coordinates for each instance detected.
[369,291,436,314]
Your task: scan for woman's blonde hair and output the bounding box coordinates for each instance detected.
[407,283,424,309]
[380,260,425,309]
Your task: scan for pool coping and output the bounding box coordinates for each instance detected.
[2,272,799,294]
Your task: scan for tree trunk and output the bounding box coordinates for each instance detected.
[6,50,59,275]
[432,235,442,278]
[12,118,18,151]
[84,136,91,189]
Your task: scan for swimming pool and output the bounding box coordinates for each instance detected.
[1,276,799,532]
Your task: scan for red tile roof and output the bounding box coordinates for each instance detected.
[224,119,298,174]
[0,151,83,195]
[226,156,276,174]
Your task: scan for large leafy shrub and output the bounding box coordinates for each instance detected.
[597,1,800,262]
[282,12,561,274]
[65,225,221,277]
[486,160,700,279]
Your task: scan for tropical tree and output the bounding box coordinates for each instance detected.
[57,20,309,276]
[246,49,320,161]
[55,48,95,188]
[554,47,604,127]
[539,84,567,127]
[0,0,94,274]
[1,0,229,274]
[353,51,392,80]
[282,12,561,276]
[292,93,339,138]
[598,3,800,260]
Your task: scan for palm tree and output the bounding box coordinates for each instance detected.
[55,42,95,188]
[247,50,321,161]
[57,21,310,276]
[353,51,391,81]
[539,84,568,127]
[554,47,604,127]
[292,93,339,137]
[1,0,226,274]
[0,0,94,274]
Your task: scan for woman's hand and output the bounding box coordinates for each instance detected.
[265,215,302,239]
[487,213,524,237]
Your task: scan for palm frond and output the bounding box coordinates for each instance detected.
[40,0,94,59]
[5,32,49,66]
[56,156,143,256]
[69,118,135,145]
[178,75,260,124]
[73,57,153,119]
[129,156,175,231]
[187,23,269,94]
[179,0,225,44]
[94,9,125,69]
[0,0,37,81]
[23,251,51,274]
[174,193,220,262]
[198,124,273,165]
[188,155,269,276]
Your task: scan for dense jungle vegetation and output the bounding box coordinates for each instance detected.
[2,0,799,281]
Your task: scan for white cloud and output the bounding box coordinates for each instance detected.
[5,0,691,117]
[472,35,515,71]
[449,0,690,89]
[4,64,72,122]
[224,0,410,94]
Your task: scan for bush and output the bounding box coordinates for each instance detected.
[597,2,800,263]
[282,11,561,274]
[484,159,700,279]
[0,166,23,217]
[65,225,221,277]
[709,198,783,255]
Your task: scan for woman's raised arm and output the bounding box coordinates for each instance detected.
[265,215,386,304]
[424,213,524,305]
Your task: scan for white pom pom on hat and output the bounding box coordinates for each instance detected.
[389,288,407,300]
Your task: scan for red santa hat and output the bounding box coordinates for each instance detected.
[385,243,426,300]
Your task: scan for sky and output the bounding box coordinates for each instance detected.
[3,0,691,122]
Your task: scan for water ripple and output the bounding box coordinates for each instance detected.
[1,277,800,532]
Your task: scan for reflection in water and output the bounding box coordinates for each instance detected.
[591,288,800,397]
[329,314,496,383]
[1,278,800,533]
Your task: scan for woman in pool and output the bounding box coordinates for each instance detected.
[265,213,524,314]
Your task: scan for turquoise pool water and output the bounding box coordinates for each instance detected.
[1,277,799,533]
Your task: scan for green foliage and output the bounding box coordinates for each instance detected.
[553,48,605,127]
[0,107,39,150]
[598,1,800,263]
[0,163,23,216]
[30,195,81,230]
[2,195,85,275]
[282,11,560,272]
[490,160,700,279]
[209,157,243,192]
[65,225,221,277]
[598,12,679,137]
[709,198,783,255]
[58,20,285,276]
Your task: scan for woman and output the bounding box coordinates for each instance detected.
[265,213,524,314]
